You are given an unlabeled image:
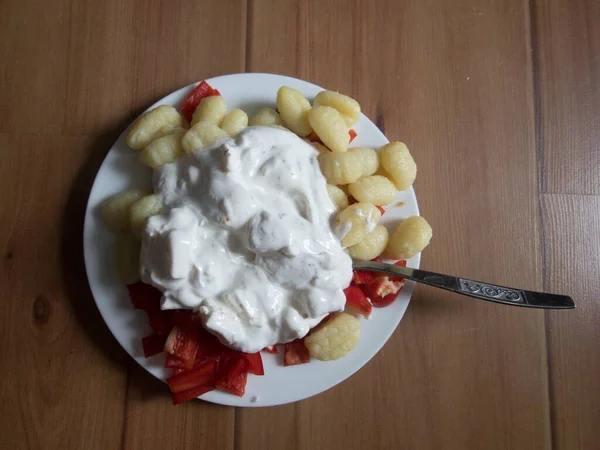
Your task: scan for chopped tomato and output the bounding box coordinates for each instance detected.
[164,353,184,369]
[166,359,217,394]
[349,129,357,142]
[179,81,221,123]
[171,310,203,331]
[348,196,358,205]
[164,326,200,367]
[127,282,161,312]
[371,257,382,262]
[376,206,385,215]
[306,133,322,143]
[243,352,264,376]
[343,285,372,317]
[146,309,173,336]
[352,270,375,285]
[283,339,310,366]
[262,345,278,354]
[361,276,405,308]
[141,334,166,358]
[217,355,249,396]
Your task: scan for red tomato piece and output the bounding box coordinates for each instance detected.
[166,359,217,393]
[146,309,173,336]
[343,285,372,317]
[349,129,357,142]
[163,326,200,366]
[361,276,405,308]
[262,345,278,354]
[306,133,323,144]
[127,282,161,312]
[171,310,203,332]
[171,382,216,405]
[164,354,184,369]
[243,352,264,376]
[371,257,382,262]
[352,270,375,285]
[348,196,358,205]
[217,355,249,396]
[179,81,221,123]
[376,206,386,215]
[141,334,167,358]
[283,339,310,366]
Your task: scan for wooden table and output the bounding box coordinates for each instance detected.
[1,0,598,448]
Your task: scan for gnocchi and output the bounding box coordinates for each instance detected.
[308,106,349,153]
[318,151,363,185]
[348,175,397,205]
[304,312,360,361]
[276,86,313,136]
[249,108,283,127]
[378,142,417,190]
[101,189,150,232]
[348,225,389,260]
[334,202,382,247]
[311,142,330,154]
[182,121,229,153]
[326,184,349,211]
[130,194,163,239]
[313,90,361,126]
[221,109,248,136]
[114,233,141,283]
[349,147,379,177]
[386,215,432,259]
[191,95,227,126]
[125,105,186,150]
[139,129,186,168]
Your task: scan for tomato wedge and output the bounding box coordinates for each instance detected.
[141,334,167,358]
[376,206,385,215]
[352,270,375,285]
[179,81,220,123]
[217,355,249,396]
[166,359,217,393]
[127,282,161,312]
[171,382,216,405]
[343,285,372,317]
[164,326,200,368]
[283,339,310,366]
[146,309,173,336]
[243,352,264,376]
[262,345,278,354]
[389,260,407,282]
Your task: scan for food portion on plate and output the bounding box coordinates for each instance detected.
[100,80,433,404]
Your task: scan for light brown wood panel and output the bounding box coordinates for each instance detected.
[0,0,70,134]
[535,0,600,194]
[541,194,600,450]
[123,365,234,450]
[238,1,550,449]
[63,0,247,137]
[0,133,129,449]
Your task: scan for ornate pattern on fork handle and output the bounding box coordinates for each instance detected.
[458,279,525,303]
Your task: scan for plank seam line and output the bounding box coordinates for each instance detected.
[120,364,132,450]
[528,1,556,449]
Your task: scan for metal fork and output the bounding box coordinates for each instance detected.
[352,260,575,309]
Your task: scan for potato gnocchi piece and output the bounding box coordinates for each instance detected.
[386,215,432,259]
[220,109,248,136]
[348,175,397,205]
[249,108,283,127]
[308,106,349,153]
[311,142,330,154]
[349,147,379,177]
[276,86,313,136]
[130,194,163,239]
[182,121,229,153]
[313,90,361,126]
[378,142,417,190]
[125,105,186,150]
[304,312,360,361]
[326,184,349,211]
[101,189,150,232]
[191,95,227,126]
[139,129,185,168]
[318,151,363,185]
[348,225,389,260]
[114,233,141,283]
[334,202,381,247]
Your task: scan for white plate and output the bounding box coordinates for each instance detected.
[83,73,420,407]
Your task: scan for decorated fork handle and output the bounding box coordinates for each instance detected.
[352,260,575,309]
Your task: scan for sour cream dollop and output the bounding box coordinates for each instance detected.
[140,126,352,353]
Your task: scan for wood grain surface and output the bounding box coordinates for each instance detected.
[0,0,598,449]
